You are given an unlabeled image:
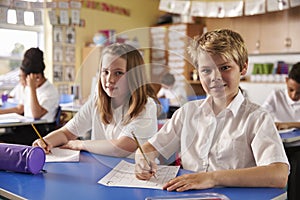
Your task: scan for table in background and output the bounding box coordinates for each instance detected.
[0,151,286,200]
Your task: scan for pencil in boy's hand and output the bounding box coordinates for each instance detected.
[31,123,51,153]
[131,132,157,178]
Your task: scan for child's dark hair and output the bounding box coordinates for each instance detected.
[289,62,300,84]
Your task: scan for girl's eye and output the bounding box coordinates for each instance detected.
[101,70,109,75]
[115,71,125,76]
[200,68,212,74]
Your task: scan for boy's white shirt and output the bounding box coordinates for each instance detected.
[262,88,300,122]
[149,90,289,172]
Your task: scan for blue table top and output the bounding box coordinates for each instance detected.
[0,151,286,200]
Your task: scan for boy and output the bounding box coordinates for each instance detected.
[262,63,300,200]
[135,29,289,192]
[262,62,300,130]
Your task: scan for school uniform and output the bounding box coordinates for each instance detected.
[65,94,158,156]
[262,88,300,200]
[0,80,59,145]
[149,90,289,172]
[262,89,300,122]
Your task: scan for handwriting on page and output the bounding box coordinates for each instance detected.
[98,160,180,189]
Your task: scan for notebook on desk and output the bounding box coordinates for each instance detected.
[279,129,300,143]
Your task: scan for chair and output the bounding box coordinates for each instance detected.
[54,106,62,128]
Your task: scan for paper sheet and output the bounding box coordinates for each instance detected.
[98,160,180,189]
[46,148,80,162]
[0,113,34,123]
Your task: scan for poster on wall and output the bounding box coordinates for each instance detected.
[53,45,64,62]
[290,0,300,7]
[53,65,63,82]
[245,0,266,15]
[60,9,69,25]
[0,7,8,24]
[53,26,63,43]
[65,27,75,44]
[64,65,75,82]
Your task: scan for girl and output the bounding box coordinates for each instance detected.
[33,43,159,157]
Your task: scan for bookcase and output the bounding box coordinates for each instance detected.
[149,23,206,96]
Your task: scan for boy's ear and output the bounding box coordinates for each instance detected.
[241,62,248,76]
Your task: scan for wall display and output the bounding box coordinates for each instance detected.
[52,25,76,96]
[159,0,299,18]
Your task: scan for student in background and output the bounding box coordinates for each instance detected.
[8,69,26,103]
[33,43,159,158]
[262,62,300,200]
[262,62,300,130]
[135,29,289,191]
[0,47,59,145]
[157,72,187,118]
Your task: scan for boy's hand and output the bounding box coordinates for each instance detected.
[135,155,157,180]
[163,172,215,192]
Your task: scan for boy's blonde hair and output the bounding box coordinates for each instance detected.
[188,29,248,71]
[97,43,158,125]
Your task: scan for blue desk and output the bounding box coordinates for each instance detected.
[0,152,286,200]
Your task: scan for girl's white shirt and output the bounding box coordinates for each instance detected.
[65,94,158,147]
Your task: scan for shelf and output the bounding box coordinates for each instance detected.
[188,80,201,84]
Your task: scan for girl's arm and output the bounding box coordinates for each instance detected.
[60,136,138,157]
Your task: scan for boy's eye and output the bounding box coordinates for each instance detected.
[220,66,230,71]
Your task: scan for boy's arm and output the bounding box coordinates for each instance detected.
[163,162,289,192]
[276,122,300,130]
[135,142,160,180]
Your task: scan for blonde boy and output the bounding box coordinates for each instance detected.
[135,29,289,191]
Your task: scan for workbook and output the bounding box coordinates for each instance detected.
[98,160,180,189]
[45,148,80,162]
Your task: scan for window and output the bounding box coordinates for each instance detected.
[0,7,44,92]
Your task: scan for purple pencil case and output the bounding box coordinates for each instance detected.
[0,143,45,174]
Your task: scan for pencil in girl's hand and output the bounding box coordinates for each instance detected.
[31,123,51,153]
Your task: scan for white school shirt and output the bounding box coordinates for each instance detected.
[65,95,158,148]
[23,80,59,122]
[149,90,289,172]
[262,89,300,122]
[157,84,187,106]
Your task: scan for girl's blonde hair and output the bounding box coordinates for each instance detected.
[97,43,158,124]
[188,29,248,71]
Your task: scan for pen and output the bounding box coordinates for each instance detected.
[31,123,51,153]
[131,132,157,178]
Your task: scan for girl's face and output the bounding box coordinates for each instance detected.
[197,53,247,105]
[100,54,128,105]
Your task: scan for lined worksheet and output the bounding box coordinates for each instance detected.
[98,160,180,189]
[46,148,80,162]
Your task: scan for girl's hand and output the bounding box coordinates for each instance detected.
[60,140,84,151]
[163,172,215,192]
[32,138,53,154]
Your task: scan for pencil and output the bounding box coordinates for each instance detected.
[31,123,48,147]
[131,132,157,178]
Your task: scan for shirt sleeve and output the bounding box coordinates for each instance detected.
[65,96,94,137]
[261,90,277,119]
[148,106,183,159]
[119,98,158,145]
[251,110,289,168]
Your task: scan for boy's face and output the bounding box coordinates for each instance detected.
[197,53,247,104]
[286,77,300,102]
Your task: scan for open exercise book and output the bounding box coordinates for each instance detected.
[98,160,180,189]
[45,148,80,162]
